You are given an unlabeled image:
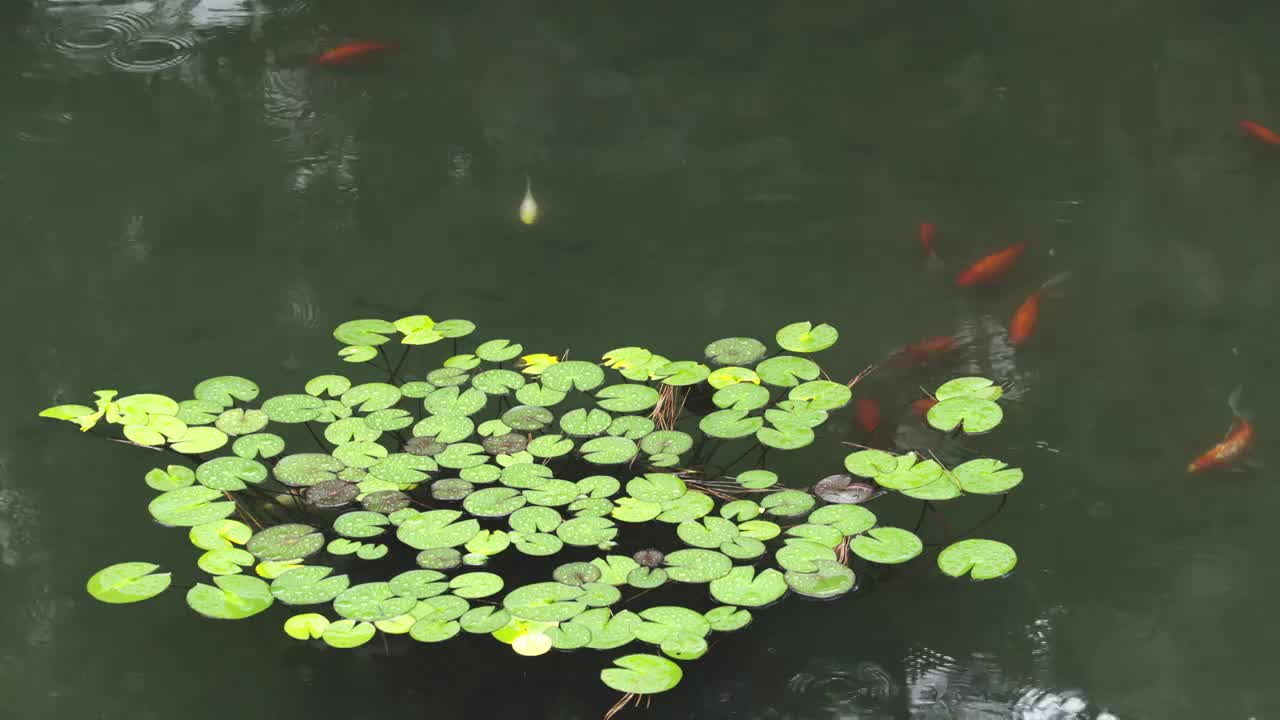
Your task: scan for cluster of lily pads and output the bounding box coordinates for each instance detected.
[46,315,1023,711]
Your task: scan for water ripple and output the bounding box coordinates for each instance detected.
[105,34,197,73]
[47,11,152,56]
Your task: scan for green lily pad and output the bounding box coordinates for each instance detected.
[145,464,195,491]
[502,405,554,431]
[757,421,815,450]
[877,454,945,491]
[664,549,733,583]
[503,581,586,622]
[365,409,414,431]
[601,654,683,695]
[170,426,229,454]
[738,520,782,541]
[677,516,739,549]
[509,506,563,534]
[556,516,617,546]
[571,607,641,650]
[927,397,1004,434]
[849,527,923,564]
[776,321,838,353]
[424,386,487,417]
[417,548,463,570]
[627,473,687,503]
[261,394,325,423]
[339,345,377,363]
[465,529,510,557]
[712,383,771,412]
[500,463,553,489]
[464,487,527,517]
[612,497,663,522]
[704,337,767,366]
[788,380,852,410]
[735,469,778,490]
[513,532,563,556]
[356,543,388,561]
[368,453,436,485]
[460,606,513,634]
[580,436,639,465]
[553,561,603,587]
[937,538,1018,580]
[760,490,816,517]
[283,613,329,640]
[429,477,473,501]
[524,479,581,506]
[193,376,260,407]
[460,464,501,484]
[427,367,469,387]
[305,374,351,398]
[952,458,1024,494]
[471,369,526,396]
[776,540,837,572]
[785,560,856,599]
[333,511,389,539]
[86,562,171,604]
[513,383,567,407]
[579,581,623,607]
[936,376,1004,401]
[187,575,274,620]
[608,415,656,439]
[195,457,267,492]
[843,449,899,478]
[708,366,760,389]
[314,400,352,423]
[397,510,480,550]
[481,432,527,456]
[411,415,474,444]
[596,384,660,413]
[189,519,252,550]
[334,318,396,346]
[320,619,376,648]
[719,500,761,521]
[247,524,325,561]
[400,381,434,399]
[232,433,285,460]
[197,548,256,575]
[768,402,828,428]
[450,572,504,599]
[177,399,222,425]
[656,491,714,523]
[334,582,416,621]
[541,361,605,392]
[709,566,788,607]
[756,356,821,387]
[433,318,476,338]
[332,441,388,469]
[640,431,693,458]
[323,417,380,446]
[476,339,524,362]
[559,408,611,437]
[271,566,350,605]
[148,486,234,527]
[785,523,844,548]
[528,434,574,458]
[214,409,268,436]
[808,504,877,536]
[705,606,752,632]
[699,409,764,439]
[436,443,487,469]
[653,361,710,386]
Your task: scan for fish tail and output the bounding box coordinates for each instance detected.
[1227,384,1250,420]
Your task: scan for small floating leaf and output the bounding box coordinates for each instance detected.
[305,374,351,398]
[541,361,605,392]
[813,474,875,504]
[808,504,877,536]
[170,426,229,454]
[705,606,752,632]
[196,457,267,492]
[849,527,923,565]
[952,458,1024,494]
[785,560,856,599]
[148,486,234,527]
[760,490,815,517]
[214,409,268,436]
[464,487,527,517]
[653,361,710,386]
[284,613,329,640]
[476,339,524,362]
[322,619,377,648]
[704,337,767,366]
[86,562,171,604]
[502,405,554,431]
[757,421,815,450]
[450,572,505,599]
[232,433,285,459]
[397,509,480,550]
[707,367,761,389]
[247,524,325,561]
[334,582,415,621]
[193,376,260,407]
[472,369,526,395]
[735,469,777,490]
[271,566,350,605]
[261,394,325,424]
[596,384,660,413]
[935,376,1003,401]
[186,575,274,620]
[664,549,733,583]
[600,654,683,695]
[927,397,1004,434]
[503,582,586,622]
[334,319,396,346]
[937,539,1018,580]
[581,436,638,465]
[699,409,764,439]
[709,566,788,606]
[712,383,771,411]
[145,464,195,492]
[756,356,821,387]
[788,380,852,410]
[843,449,898,478]
[776,321,838,353]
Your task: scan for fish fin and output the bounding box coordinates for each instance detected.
[925,254,944,271]
[1226,384,1251,420]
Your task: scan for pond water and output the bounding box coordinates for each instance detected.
[4,1,1279,718]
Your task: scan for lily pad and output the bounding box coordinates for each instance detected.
[712,383,771,411]
[434,318,476,338]
[640,431,693,458]
[464,487,527,517]
[502,405,554,431]
[581,436,639,465]
[612,497,663,522]
[927,397,1004,434]
[232,433,285,460]
[844,449,899,478]
[283,613,329,640]
[186,575,274,620]
[757,421,815,450]
[215,409,268,436]
[428,367,469,387]
[148,486,234,527]
[305,374,351,398]
[334,319,396,346]
[541,361,605,392]
[513,532,563,556]
[952,458,1024,494]
[776,321,838,353]
[193,376,260,407]
[699,409,764,439]
[596,384,660,413]
[332,441,388,469]
[509,506,563,534]
[196,457,267,492]
[333,511,389,539]
[653,361,710,386]
[937,539,1018,580]
[814,474,875,504]
[849,527,923,565]
[503,582,586,622]
[559,408,611,437]
[460,606,513,634]
[450,572,504,599]
[365,409,414,432]
[704,337,767,366]
[936,376,1004,401]
[760,490,816,517]
[601,654,683,695]
[664,549,733,583]
[86,562,171,604]
[424,386,487,417]
[735,469,778,490]
[756,356,821,387]
[334,582,415,621]
[513,383,567,407]
[808,504,877,536]
[198,548,256,575]
[189,519,252,550]
[247,524,325,561]
[785,560,856,599]
[417,548,463,570]
[556,516,617,546]
[788,380,852,410]
[476,339,524,362]
[261,394,325,424]
[528,434,574,458]
[705,606,753,632]
[656,491,714,523]
[145,465,195,492]
[170,427,229,454]
[397,509,480,550]
[429,477,473,501]
[707,366,761,389]
[472,369,526,395]
[627,473,687,503]
[436,443,487,469]
[776,540,837,572]
[271,566,350,605]
[709,566,788,607]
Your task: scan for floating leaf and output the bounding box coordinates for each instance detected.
[877,454,944,491]
[760,490,815,517]
[935,376,1003,401]
[627,567,668,589]
[735,469,777,490]
[333,511,389,539]
[476,339,524,362]
[707,366,761,391]
[417,548,463,570]
[334,319,396,346]
[541,361,605,392]
[528,434,574,458]
[449,572,504,599]
[559,408,611,437]
[553,561,603,586]
[785,524,844,548]
[776,541,837,572]
[193,376,260,407]
[271,566,350,605]
[465,529,511,557]
[392,315,442,345]
[639,431,693,458]
[513,382,566,407]
[247,524,325,561]
[334,582,416,621]
[705,606,752,632]
[788,380,851,410]
[198,548,256,575]
[274,453,344,487]
[656,491,714,523]
[332,441,388,469]
[513,532,563,556]
[653,361,710,386]
[927,397,1004,434]
[397,510,480,550]
[169,426,229,454]
[709,566,788,606]
[808,504,877,536]
[556,516,617,546]
[145,464,195,492]
[581,436,639,465]
[232,433,285,460]
[189,519,252,551]
[428,367,469,387]
[305,375,351,398]
[937,539,1018,580]
[472,369,525,395]
[590,555,641,585]
[434,318,476,338]
[464,487,527,517]
[776,321,838,353]
[627,473,687,503]
[424,386,486,417]
[843,449,899,478]
[509,506,563,534]
[400,381,434,399]
[699,409,764,439]
[86,562,171,604]
[712,383,771,412]
[214,409,268,436]
[664,549,733,583]
[757,421,815,450]
[196,457,267,492]
[756,356,821,387]
[813,474,875,504]
[612,496,663,522]
[952,459,1024,494]
[284,613,330,640]
[503,582,586,622]
[435,443,487,469]
[318,619,375,648]
[849,527,923,564]
[460,606,512,634]
[785,560,856,599]
[601,654,683,695]
[502,405,554,431]
[704,337,767,366]
[738,519,782,541]
[596,384,660,413]
[148,486,234,527]
[719,500,761,522]
[186,575,274,620]
[339,345,377,363]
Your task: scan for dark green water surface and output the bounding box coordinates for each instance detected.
[4,2,1280,718]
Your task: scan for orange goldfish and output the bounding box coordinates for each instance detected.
[1240,120,1280,147]
[889,335,958,367]
[919,222,942,268]
[909,397,939,416]
[315,41,393,67]
[956,242,1027,287]
[1188,387,1253,472]
[1009,273,1071,345]
[856,398,881,434]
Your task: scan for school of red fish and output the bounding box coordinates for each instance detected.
[312,38,1259,473]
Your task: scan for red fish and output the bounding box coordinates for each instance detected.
[918,222,942,268]
[1188,387,1253,472]
[315,41,392,67]
[1240,120,1280,146]
[956,242,1027,287]
[890,335,958,367]
[856,398,881,434]
[909,397,939,416]
[1009,272,1071,345]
